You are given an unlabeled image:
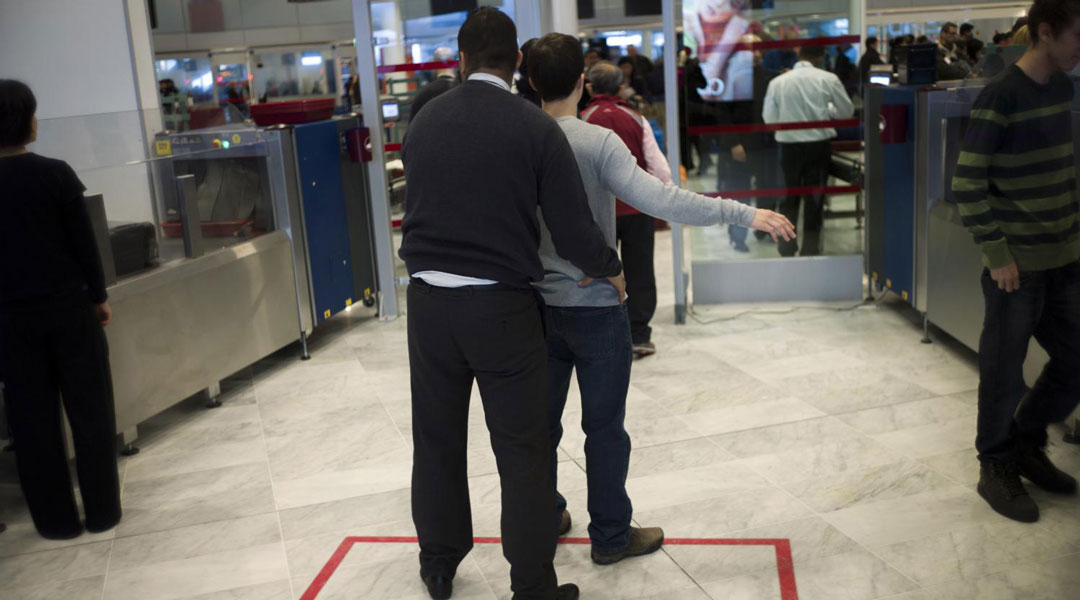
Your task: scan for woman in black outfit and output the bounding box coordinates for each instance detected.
[0,80,121,539]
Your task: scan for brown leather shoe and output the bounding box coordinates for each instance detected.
[591,526,665,565]
[558,510,572,536]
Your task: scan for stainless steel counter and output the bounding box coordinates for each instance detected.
[106,231,301,444]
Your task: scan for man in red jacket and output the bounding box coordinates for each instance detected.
[582,61,667,358]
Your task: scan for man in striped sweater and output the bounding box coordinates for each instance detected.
[952,0,1080,523]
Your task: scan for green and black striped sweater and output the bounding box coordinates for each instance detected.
[952,65,1080,272]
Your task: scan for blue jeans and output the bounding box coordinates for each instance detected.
[976,260,1080,463]
[545,304,633,554]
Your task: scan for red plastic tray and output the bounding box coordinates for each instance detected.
[250,98,335,126]
[161,219,254,238]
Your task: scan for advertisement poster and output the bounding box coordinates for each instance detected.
[684,0,774,102]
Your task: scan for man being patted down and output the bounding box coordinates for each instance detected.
[527,33,796,564]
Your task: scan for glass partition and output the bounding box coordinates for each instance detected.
[671,0,865,310]
[253,47,338,103]
[29,110,283,273]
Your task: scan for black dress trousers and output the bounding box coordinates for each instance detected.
[615,213,658,346]
[407,280,560,599]
[778,140,832,257]
[0,302,121,537]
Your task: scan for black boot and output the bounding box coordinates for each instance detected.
[421,574,452,600]
[1018,442,1078,494]
[556,584,580,600]
[978,462,1039,523]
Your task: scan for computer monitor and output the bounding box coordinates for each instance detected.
[382,101,400,121]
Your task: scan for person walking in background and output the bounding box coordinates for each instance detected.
[960,23,983,66]
[718,34,780,251]
[858,36,885,87]
[763,45,854,257]
[0,79,121,541]
[527,32,794,568]
[411,47,460,119]
[399,8,621,600]
[516,38,542,107]
[617,56,652,102]
[581,62,668,358]
[951,0,1080,524]
[938,22,974,80]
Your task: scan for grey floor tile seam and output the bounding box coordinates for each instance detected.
[373,389,412,450]
[252,375,298,600]
[706,432,930,599]
[98,539,115,600]
[656,543,717,600]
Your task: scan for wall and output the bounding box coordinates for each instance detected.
[0,0,160,223]
[153,0,517,52]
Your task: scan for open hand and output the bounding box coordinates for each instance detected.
[579,272,627,304]
[94,302,113,327]
[990,262,1020,293]
[750,209,796,243]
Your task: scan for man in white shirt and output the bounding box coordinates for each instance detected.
[763,45,854,256]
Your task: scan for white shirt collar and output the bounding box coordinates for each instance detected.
[794,61,815,70]
[468,72,511,92]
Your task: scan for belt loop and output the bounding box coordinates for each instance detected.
[412,277,433,294]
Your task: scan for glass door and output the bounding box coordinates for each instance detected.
[665,0,866,320]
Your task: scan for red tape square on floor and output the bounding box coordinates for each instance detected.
[300,536,799,600]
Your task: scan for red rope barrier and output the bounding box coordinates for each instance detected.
[688,118,861,136]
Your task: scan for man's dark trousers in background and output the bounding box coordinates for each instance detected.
[976,261,1080,463]
[407,280,560,599]
[616,214,657,346]
[778,140,831,257]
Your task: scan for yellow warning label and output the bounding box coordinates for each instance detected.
[345,298,353,307]
[364,288,372,298]
[323,309,331,319]
[231,134,242,144]
[155,140,172,156]
[886,278,892,288]
[901,290,909,301]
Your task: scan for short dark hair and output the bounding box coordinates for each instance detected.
[866,36,878,47]
[528,33,584,102]
[960,23,975,35]
[798,45,826,61]
[1028,0,1080,46]
[517,38,542,107]
[941,22,958,35]
[0,80,36,148]
[458,7,518,75]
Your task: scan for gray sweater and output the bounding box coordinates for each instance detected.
[536,116,756,307]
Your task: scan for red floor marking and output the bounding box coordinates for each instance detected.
[300,536,798,600]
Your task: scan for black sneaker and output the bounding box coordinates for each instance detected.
[592,526,665,565]
[978,462,1039,523]
[1018,443,1078,494]
[556,584,580,600]
[558,510,571,536]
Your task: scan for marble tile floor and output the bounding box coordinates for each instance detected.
[1,232,1079,599]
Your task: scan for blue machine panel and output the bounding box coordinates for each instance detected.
[294,121,355,323]
[880,87,917,304]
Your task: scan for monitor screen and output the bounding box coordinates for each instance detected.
[382,102,400,120]
[870,74,892,86]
